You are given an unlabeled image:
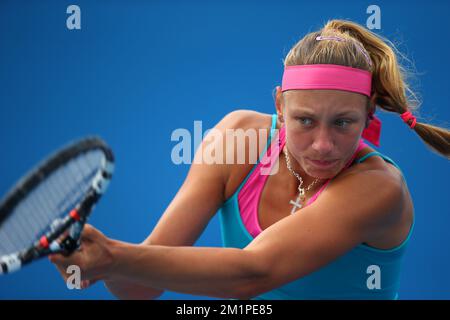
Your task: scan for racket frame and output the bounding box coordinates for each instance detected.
[0,137,114,274]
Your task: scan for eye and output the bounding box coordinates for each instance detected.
[335,119,353,128]
[297,117,313,126]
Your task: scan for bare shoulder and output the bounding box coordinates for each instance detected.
[219,110,275,200]
[335,145,406,203]
[322,147,413,249]
[339,145,403,182]
[143,110,273,248]
[325,165,404,219]
[219,109,273,131]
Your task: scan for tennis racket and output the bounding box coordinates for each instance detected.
[0,137,114,274]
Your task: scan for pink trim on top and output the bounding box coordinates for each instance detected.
[238,124,368,238]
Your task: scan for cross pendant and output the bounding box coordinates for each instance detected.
[289,194,303,214]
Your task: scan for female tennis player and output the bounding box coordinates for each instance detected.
[49,19,450,299]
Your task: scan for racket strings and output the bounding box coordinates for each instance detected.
[0,155,97,254]
[0,150,104,255]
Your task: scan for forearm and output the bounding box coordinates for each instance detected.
[104,279,164,300]
[106,241,267,299]
[103,241,164,300]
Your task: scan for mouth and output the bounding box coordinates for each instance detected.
[307,158,338,169]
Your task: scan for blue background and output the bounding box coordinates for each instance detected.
[0,0,449,299]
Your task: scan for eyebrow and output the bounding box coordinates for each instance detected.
[296,109,360,117]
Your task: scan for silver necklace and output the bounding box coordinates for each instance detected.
[282,145,322,214]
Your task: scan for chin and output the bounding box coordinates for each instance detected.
[305,159,342,179]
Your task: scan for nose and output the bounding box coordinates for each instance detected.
[311,127,334,155]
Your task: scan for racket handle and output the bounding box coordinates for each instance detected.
[0,254,21,274]
[59,236,81,256]
[57,220,85,256]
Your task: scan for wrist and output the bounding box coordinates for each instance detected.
[103,238,126,281]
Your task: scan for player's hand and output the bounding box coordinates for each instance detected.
[48,224,115,288]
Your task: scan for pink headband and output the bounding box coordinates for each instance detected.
[282,64,373,97]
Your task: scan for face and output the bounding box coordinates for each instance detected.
[276,88,369,180]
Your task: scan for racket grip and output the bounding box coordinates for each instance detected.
[57,220,85,256]
[59,236,81,256]
[0,254,21,274]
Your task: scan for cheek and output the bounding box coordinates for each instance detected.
[326,142,360,173]
[285,124,306,142]
[285,132,308,154]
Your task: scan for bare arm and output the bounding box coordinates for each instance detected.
[107,243,266,299]
[104,110,259,299]
[90,169,403,299]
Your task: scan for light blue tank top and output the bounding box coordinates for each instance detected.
[218,114,415,300]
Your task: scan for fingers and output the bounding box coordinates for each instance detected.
[48,255,70,282]
[81,278,99,289]
[48,224,110,287]
[48,250,82,282]
[48,254,99,289]
[81,280,90,289]
[48,254,72,277]
[48,252,77,266]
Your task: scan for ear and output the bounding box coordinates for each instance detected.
[274,86,284,122]
[368,95,376,113]
[365,98,376,128]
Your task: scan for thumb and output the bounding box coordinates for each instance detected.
[48,253,67,264]
[80,224,102,241]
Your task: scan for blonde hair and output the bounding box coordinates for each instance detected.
[280,19,450,159]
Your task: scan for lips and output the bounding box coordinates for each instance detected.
[311,159,335,164]
[308,158,338,168]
